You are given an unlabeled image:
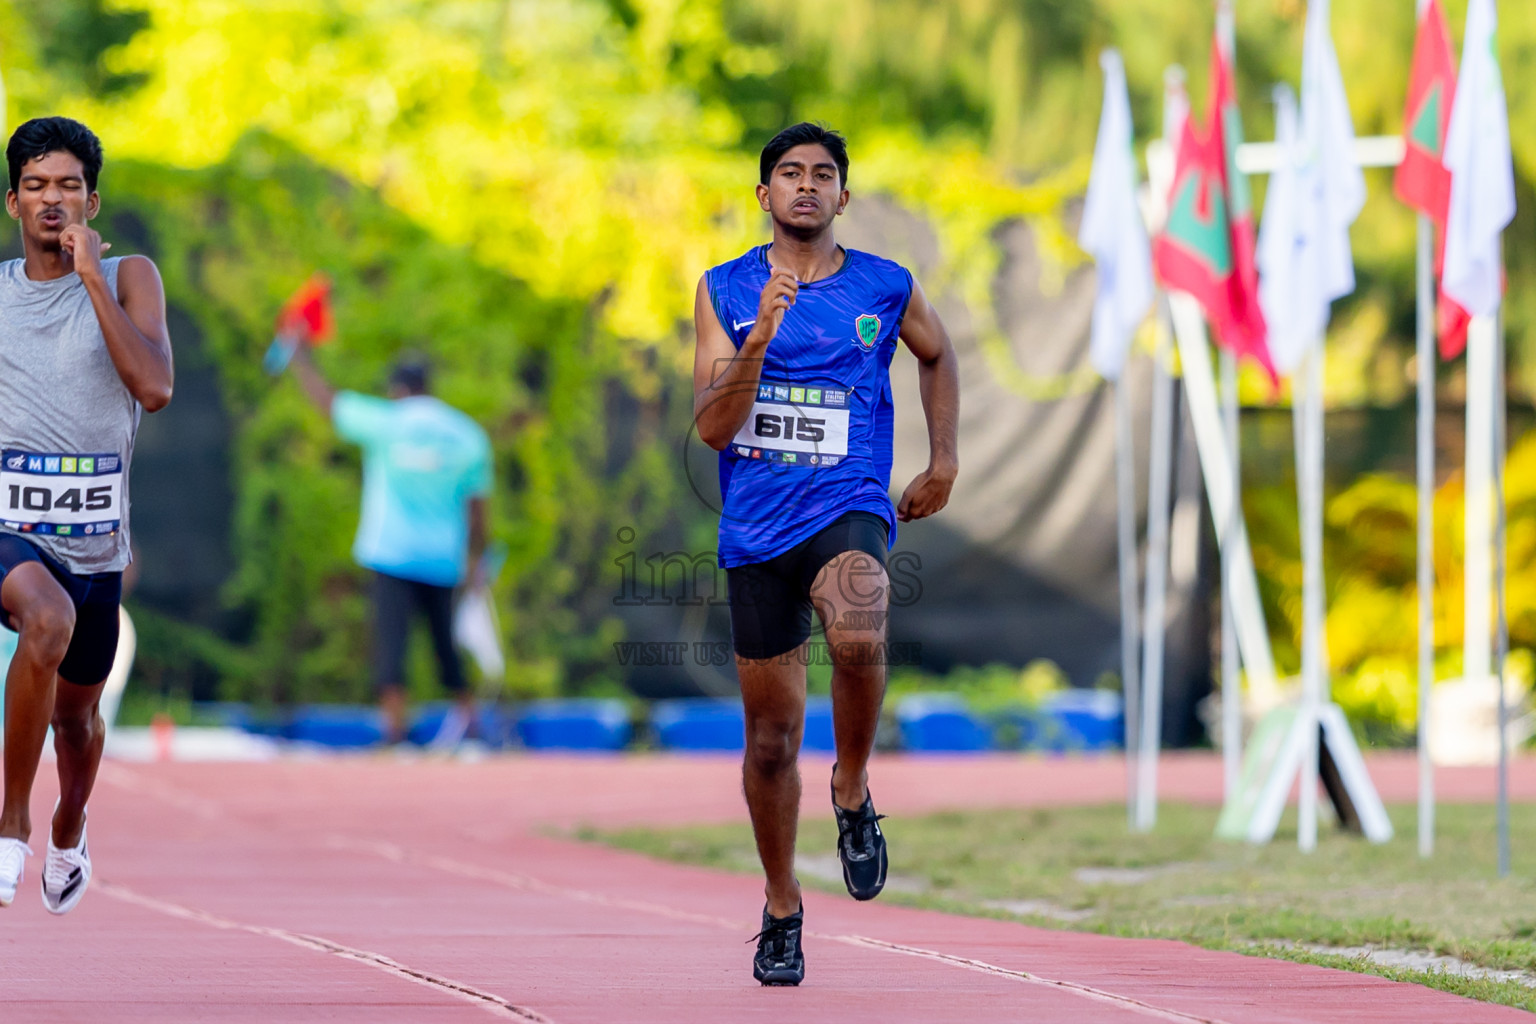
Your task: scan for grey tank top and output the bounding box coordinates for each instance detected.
[0,257,139,574]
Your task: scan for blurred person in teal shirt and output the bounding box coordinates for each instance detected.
[291,348,491,745]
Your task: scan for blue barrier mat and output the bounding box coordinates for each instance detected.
[514,699,632,751]
[652,698,745,751]
[894,695,993,753]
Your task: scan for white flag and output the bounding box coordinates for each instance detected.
[1258,86,1309,375]
[1300,0,1365,307]
[1258,0,1364,376]
[1080,49,1153,381]
[1442,0,1514,317]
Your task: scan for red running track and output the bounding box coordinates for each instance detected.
[2,752,1532,1023]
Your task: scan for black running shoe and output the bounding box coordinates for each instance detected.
[749,904,805,986]
[832,769,888,901]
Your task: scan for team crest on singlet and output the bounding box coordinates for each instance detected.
[854,314,881,349]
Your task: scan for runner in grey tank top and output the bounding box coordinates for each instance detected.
[0,255,138,573]
[0,117,174,916]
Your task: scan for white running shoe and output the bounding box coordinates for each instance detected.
[41,815,91,916]
[0,837,32,907]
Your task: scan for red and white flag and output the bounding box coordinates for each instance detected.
[1393,0,1470,357]
[1152,31,1274,382]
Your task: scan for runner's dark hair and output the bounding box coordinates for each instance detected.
[7,117,104,193]
[759,123,848,188]
[389,355,431,396]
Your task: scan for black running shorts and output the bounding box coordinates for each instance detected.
[371,570,467,695]
[0,532,122,687]
[726,510,890,661]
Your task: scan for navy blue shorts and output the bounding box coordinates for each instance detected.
[0,533,122,687]
[726,511,889,661]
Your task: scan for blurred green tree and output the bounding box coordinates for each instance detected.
[0,0,1529,713]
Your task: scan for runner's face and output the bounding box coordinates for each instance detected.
[757,144,846,234]
[6,151,98,250]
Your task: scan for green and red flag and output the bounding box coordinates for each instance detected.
[1393,0,1470,357]
[1153,32,1274,382]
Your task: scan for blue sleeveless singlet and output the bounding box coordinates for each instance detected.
[705,245,914,568]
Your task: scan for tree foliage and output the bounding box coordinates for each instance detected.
[0,0,1532,707]
[1,0,1080,700]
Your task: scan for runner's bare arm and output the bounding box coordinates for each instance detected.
[63,224,174,412]
[692,269,796,450]
[895,279,959,522]
[289,342,336,415]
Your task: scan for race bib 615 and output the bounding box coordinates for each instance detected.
[730,382,852,467]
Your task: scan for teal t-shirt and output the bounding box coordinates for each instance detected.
[333,391,492,587]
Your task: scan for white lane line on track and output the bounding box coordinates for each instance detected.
[106,769,1231,1023]
[835,935,1229,1024]
[96,881,552,1023]
[329,836,1235,1024]
[98,764,225,821]
[324,835,744,931]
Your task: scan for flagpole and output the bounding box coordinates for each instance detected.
[1415,213,1436,858]
[1464,321,1493,658]
[1464,317,1493,817]
[1400,0,1456,863]
[1437,0,1515,885]
[1137,311,1175,832]
[1220,350,1244,798]
[1114,375,1142,829]
[1289,354,1314,850]
[1082,46,1155,827]
[1137,450,1168,833]
[1136,330,1172,822]
[1289,347,1323,853]
[1494,287,1509,878]
[1135,66,1186,834]
[1312,347,1329,846]
[1215,0,1245,802]
[1297,343,1327,853]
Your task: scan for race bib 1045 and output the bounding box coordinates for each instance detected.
[0,450,123,536]
[729,382,852,467]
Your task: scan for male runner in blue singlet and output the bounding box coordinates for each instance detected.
[0,117,174,913]
[693,123,960,986]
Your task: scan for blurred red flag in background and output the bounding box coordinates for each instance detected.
[277,273,334,345]
[263,274,334,375]
[1393,0,1470,358]
[1152,31,1275,383]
